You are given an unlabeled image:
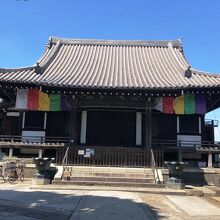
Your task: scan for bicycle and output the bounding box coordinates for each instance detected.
[7,161,25,184]
[1,160,14,182]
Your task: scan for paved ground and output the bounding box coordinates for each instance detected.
[167,195,220,217]
[0,180,220,219]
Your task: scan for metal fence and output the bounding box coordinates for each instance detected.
[56,146,164,167]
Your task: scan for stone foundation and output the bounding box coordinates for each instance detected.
[162,168,220,186]
[32,178,50,185]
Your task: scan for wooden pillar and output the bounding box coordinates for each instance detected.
[17,112,23,135]
[44,113,47,130]
[208,152,213,168]
[199,117,201,134]
[177,116,180,133]
[38,149,43,158]
[80,111,87,144]
[178,150,182,162]
[9,148,13,157]
[211,120,215,141]
[145,105,152,149]
[136,112,142,145]
[69,97,78,147]
[22,112,25,129]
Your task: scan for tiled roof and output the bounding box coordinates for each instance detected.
[0,36,219,90]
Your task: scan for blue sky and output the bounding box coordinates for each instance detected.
[0,0,220,139]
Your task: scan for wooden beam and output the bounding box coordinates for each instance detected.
[77,99,147,109]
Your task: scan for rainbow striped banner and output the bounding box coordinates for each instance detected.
[15,89,70,111]
[154,94,206,114]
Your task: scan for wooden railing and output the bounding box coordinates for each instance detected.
[152,139,220,150]
[205,119,218,127]
[0,135,218,149]
[0,135,219,167]
[0,135,69,146]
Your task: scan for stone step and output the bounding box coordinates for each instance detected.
[63,166,153,174]
[204,186,220,196]
[68,172,153,178]
[59,166,156,187]
[53,180,163,188]
[67,176,154,183]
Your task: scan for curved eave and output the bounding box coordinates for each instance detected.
[192,68,220,78]
[0,66,36,73]
[0,79,220,91]
[0,71,220,90]
[0,36,57,73]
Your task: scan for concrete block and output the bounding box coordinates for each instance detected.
[166,182,185,190]
[63,171,71,177]
[186,189,203,197]
[203,192,216,197]
[214,176,220,187]
[214,190,220,196]
[32,178,50,185]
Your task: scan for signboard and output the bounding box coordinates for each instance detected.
[84,148,95,158]
[177,135,201,147]
[78,150,84,155]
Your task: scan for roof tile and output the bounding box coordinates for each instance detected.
[0,37,219,90]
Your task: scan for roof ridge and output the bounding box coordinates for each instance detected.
[167,42,188,71]
[50,36,181,48]
[38,40,62,72]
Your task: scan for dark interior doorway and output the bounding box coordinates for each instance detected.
[86,111,136,146]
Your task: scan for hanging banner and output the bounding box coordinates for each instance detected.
[154,97,163,112]
[195,94,206,114]
[14,88,207,115]
[50,94,61,111]
[39,91,50,111]
[184,94,195,114]
[15,89,28,109]
[27,89,39,110]
[174,96,184,114]
[163,97,174,114]
[61,95,71,111]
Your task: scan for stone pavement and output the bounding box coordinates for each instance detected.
[0,181,154,220]
[167,195,220,217]
[0,181,220,219]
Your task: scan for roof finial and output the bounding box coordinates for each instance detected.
[47,36,53,49]
[185,66,192,78]
[178,37,182,45]
[35,62,42,75]
[178,37,183,51]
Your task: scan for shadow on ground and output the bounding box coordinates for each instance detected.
[0,183,164,220]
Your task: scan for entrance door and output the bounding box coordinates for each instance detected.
[86,111,136,146]
[1,116,20,135]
